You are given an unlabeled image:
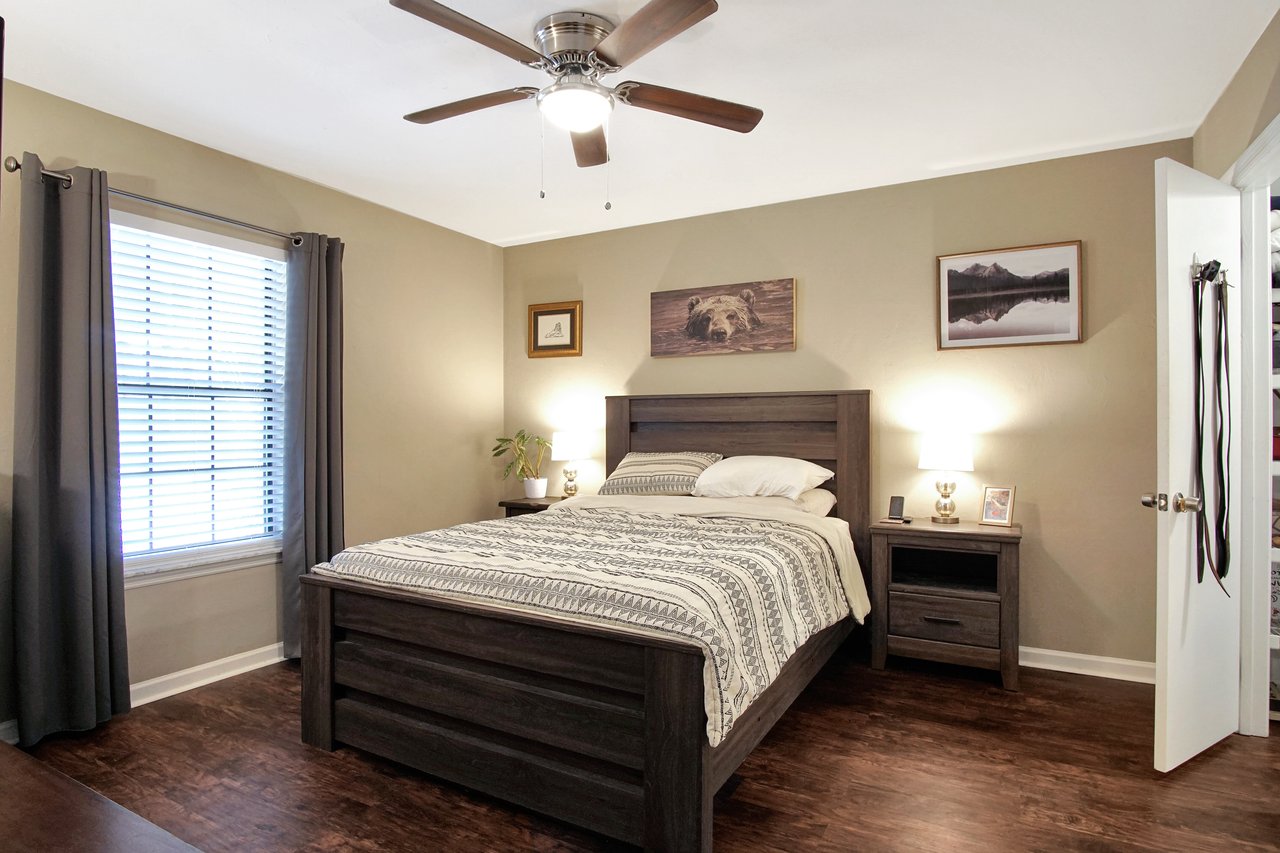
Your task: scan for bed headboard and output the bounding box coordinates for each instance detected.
[605,390,872,574]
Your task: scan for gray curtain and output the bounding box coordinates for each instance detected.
[282,233,345,658]
[11,152,130,746]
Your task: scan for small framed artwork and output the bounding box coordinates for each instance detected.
[980,485,1016,527]
[937,241,1082,349]
[650,278,796,358]
[528,300,582,358]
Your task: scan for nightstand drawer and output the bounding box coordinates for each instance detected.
[888,592,999,648]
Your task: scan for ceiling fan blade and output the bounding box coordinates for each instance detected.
[593,0,717,69]
[404,88,537,124]
[571,128,608,168]
[390,0,545,66]
[617,82,762,133]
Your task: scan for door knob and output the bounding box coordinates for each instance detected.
[1140,493,1168,511]
[1172,493,1202,513]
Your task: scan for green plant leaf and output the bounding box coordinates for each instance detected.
[492,429,552,479]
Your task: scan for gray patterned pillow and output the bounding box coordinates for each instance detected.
[598,451,723,496]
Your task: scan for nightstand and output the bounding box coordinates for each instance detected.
[498,496,564,518]
[870,520,1022,689]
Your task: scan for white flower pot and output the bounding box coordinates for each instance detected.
[523,477,549,499]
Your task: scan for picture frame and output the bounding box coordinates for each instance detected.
[649,278,796,358]
[528,300,582,358]
[980,485,1016,527]
[937,241,1083,349]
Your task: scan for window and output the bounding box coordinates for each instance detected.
[109,212,288,572]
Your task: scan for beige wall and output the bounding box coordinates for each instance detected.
[1194,10,1280,178]
[504,140,1192,663]
[0,82,506,712]
[125,565,281,682]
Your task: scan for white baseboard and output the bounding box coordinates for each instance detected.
[1020,645,1155,684]
[0,644,284,742]
[130,642,286,707]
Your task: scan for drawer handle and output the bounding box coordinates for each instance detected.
[921,616,963,626]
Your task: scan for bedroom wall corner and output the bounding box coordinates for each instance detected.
[0,81,506,709]
[502,138,1192,665]
[1194,9,1280,179]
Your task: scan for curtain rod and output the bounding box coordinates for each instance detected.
[4,155,303,247]
[109,187,303,247]
[3,155,73,188]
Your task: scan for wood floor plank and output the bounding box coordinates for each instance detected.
[0,743,197,852]
[24,652,1280,852]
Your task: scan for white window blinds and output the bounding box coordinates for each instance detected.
[110,221,288,559]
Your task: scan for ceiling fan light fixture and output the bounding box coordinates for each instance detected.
[537,78,614,133]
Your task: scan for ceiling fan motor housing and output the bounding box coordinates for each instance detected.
[535,12,615,75]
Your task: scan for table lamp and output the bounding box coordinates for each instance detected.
[551,430,592,497]
[918,432,974,524]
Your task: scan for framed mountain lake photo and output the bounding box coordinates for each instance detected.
[937,241,1083,349]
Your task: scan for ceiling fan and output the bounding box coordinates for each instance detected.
[390,0,763,168]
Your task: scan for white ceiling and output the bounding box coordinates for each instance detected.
[3,1,1277,246]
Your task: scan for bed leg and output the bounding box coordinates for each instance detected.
[643,647,712,853]
[301,581,335,750]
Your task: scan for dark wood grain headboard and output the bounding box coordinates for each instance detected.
[604,390,872,574]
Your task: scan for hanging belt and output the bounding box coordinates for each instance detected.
[1191,259,1230,594]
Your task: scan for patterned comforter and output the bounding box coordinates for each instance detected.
[313,495,868,746]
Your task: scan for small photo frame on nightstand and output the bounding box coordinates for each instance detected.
[980,485,1016,527]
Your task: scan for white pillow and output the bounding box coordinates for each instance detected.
[712,495,805,513]
[693,455,835,500]
[795,488,837,516]
[710,491,836,516]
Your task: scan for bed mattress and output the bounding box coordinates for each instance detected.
[313,495,869,745]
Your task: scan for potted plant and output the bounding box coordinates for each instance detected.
[492,429,553,498]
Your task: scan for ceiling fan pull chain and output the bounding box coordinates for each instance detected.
[604,119,613,211]
[539,113,547,199]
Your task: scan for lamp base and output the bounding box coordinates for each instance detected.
[932,479,959,524]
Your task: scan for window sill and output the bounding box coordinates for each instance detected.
[124,540,282,590]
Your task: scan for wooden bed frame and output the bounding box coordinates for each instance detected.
[301,390,871,851]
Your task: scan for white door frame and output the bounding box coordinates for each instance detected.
[1224,111,1280,737]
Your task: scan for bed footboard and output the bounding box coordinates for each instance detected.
[301,575,711,851]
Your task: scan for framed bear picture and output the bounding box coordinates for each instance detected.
[649,278,796,357]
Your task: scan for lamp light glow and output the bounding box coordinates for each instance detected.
[537,78,613,132]
[917,433,974,474]
[551,430,592,462]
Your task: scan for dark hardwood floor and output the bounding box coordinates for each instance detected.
[26,648,1280,852]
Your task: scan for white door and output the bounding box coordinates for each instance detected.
[1153,157,1242,773]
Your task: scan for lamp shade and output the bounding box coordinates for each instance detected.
[551,430,593,462]
[917,433,974,473]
